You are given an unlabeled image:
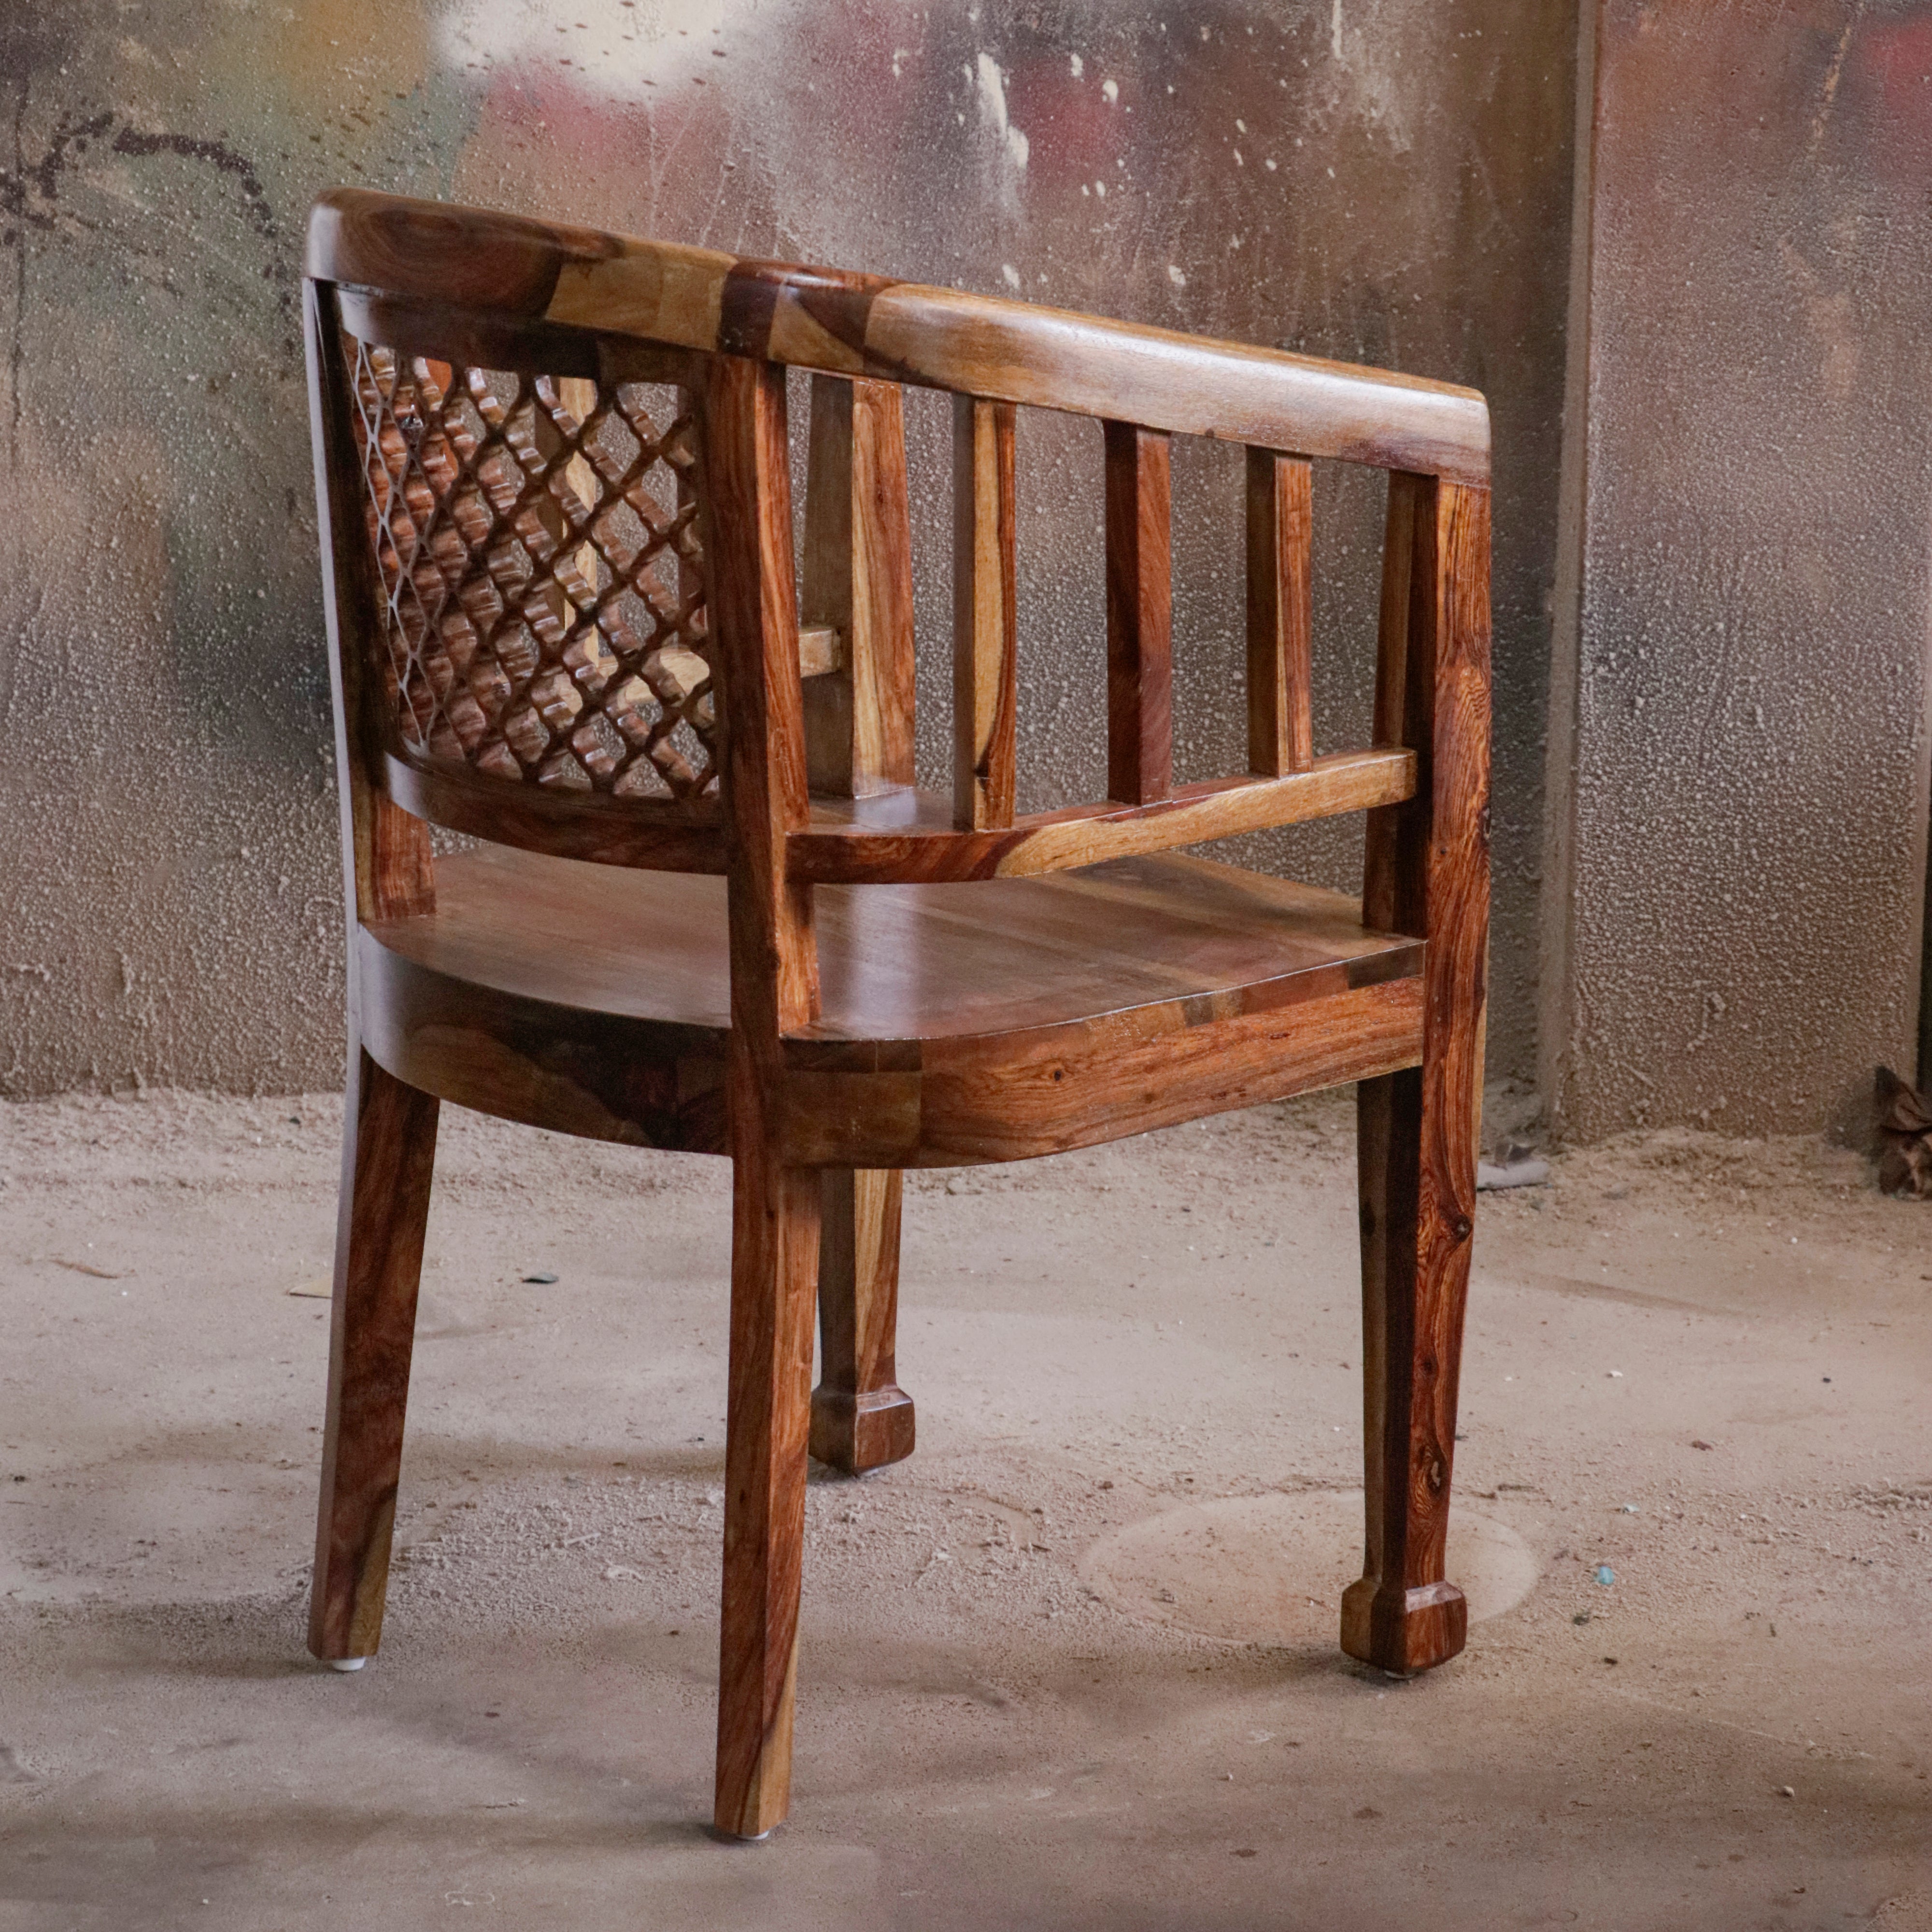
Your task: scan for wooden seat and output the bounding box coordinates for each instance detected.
[360,845,1423,1162]
[298,187,1492,1840]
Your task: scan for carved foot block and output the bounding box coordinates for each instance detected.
[809,1384,915,1474]
[1340,1578,1467,1676]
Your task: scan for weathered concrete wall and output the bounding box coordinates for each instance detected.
[1542,0,1932,1139]
[0,0,1573,1096]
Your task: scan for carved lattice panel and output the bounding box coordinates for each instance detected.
[343,338,717,802]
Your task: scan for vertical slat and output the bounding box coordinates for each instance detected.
[700,354,821,1841]
[1364,470,1426,932]
[304,280,433,924]
[801,375,917,798]
[1346,473,1492,1678]
[1244,448,1315,776]
[951,394,1018,830]
[1103,420,1172,805]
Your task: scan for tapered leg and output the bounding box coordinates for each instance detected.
[308,1046,439,1666]
[810,1168,915,1473]
[1344,472,1488,1674]
[1342,1065,1473,1675]
[714,1153,821,1839]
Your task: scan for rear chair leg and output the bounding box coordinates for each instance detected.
[1342,1064,1474,1676]
[715,1155,820,1839]
[308,1046,439,1669]
[810,1168,915,1473]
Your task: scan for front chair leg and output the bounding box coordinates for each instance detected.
[810,1168,915,1473]
[1342,1065,1474,1676]
[715,1155,820,1839]
[308,1046,439,1668]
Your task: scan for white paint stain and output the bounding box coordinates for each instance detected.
[1167,264,1186,288]
[891,46,910,78]
[1101,78,1118,105]
[1069,52,1083,79]
[1332,0,1345,62]
[1001,263,1021,289]
[435,0,735,95]
[975,51,1030,170]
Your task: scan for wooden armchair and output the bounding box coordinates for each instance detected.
[301,188,1491,1839]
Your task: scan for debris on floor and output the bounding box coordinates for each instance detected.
[1477,1138,1551,1191]
[1874,1066,1932,1198]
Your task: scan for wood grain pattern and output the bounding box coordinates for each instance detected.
[1344,475,1492,1677]
[305,185,1493,1828]
[783,973,1422,1170]
[952,396,1019,831]
[306,283,435,924]
[789,752,1414,883]
[801,376,917,798]
[701,355,820,1838]
[1104,422,1173,807]
[810,1169,915,1472]
[309,190,1491,483]
[1245,449,1315,777]
[307,1046,439,1663]
[352,847,1422,1164]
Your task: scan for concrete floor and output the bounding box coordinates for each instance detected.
[0,1091,1927,1930]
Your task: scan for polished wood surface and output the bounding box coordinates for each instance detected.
[810,1169,915,1472]
[801,376,917,799]
[355,847,1426,1169]
[304,185,1492,1839]
[308,1049,439,1664]
[951,396,1019,831]
[703,356,821,1837]
[359,847,1414,1047]
[309,190,1489,483]
[1103,422,1174,807]
[1245,450,1316,777]
[789,753,1414,884]
[1343,475,1492,1677]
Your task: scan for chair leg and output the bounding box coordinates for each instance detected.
[1342,1065,1473,1676]
[307,1046,439,1668]
[810,1168,915,1473]
[714,1153,820,1839]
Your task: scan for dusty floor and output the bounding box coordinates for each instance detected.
[0,1092,1927,1931]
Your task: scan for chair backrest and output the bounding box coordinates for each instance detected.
[304,188,1490,962]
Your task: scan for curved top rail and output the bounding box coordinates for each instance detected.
[308,189,1489,483]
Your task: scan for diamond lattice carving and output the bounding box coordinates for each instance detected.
[343,338,717,802]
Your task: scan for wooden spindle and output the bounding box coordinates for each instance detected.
[801,375,917,799]
[952,395,1018,830]
[1103,421,1172,805]
[1245,448,1314,776]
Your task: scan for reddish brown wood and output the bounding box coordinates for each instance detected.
[810,1169,915,1472]
[306,282,435,924]
[952,396,1019,830]
[1104,422,1173,806]
[1344,476,1491,1676]
[802,376,917,799]
[790,752,1413,884]
[303,189,1493,1832]
[1246,449,1315,777]
[701,355,820,1838]
[307,1045,439,1663]
[309,190,1492,484]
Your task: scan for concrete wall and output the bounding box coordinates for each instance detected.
[0,0,1575,1098]
[1541,0,1932,1139]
